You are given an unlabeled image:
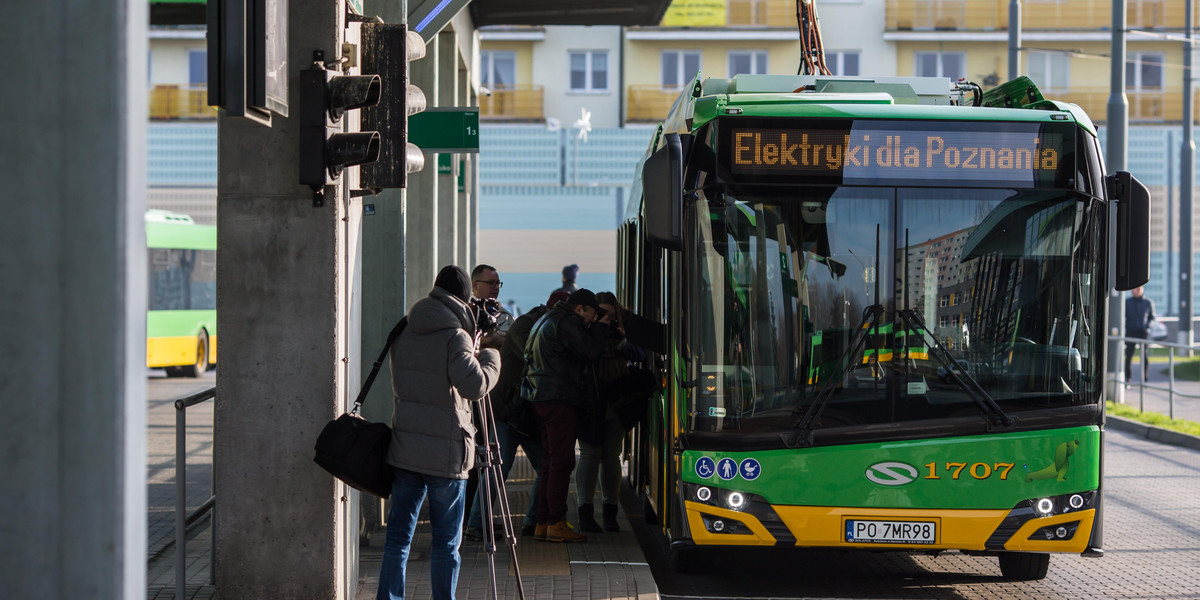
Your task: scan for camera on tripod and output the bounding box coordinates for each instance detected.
[470,298,502,334]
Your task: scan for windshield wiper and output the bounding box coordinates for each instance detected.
[896,308,1016,428]
[783,304,884,448]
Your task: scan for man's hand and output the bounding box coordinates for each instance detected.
[480,331,506,349]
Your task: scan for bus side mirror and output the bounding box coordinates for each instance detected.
[1110,171,1150,291]
[643,133,690,251]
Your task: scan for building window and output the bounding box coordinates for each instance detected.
[940,295,950,307]
[728,51,768,77]
[569,51,608,92]
[188,49,207,86]
[1126,52,1164,90]
[1027,51,1069,91]
[662,50,702,88]
[914,51,965,80]
[481,51,516,88]
[827,51,861,76]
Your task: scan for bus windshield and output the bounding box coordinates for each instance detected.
[686,185,1103,435]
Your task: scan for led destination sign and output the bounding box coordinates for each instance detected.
[724,120,1074,188]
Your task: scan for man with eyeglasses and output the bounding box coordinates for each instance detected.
[462,263,516,540]
[470,264,514,335]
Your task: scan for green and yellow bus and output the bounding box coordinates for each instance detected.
[146,209,216,377]
[618,74,1150,580]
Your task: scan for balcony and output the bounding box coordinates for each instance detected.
[626,85,681,123]
[149,85,215,120]
[479,85,544,121]
[726,0,796,28]
[1052,88,1193,123]
[886,0,1178,31]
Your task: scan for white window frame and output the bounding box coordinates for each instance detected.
[661,50,702,89]
[1026,50,1070,92]
[481,50,517,89]
[826,51,861,76]
[1126,51,1165,90]
[568,50,609,93]
[727,50,768,77]
[914,51,966,80]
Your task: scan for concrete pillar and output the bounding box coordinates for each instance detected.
[1,2,147,598]
[407,33,440,310]
[437,32,461,268]
[458,64,473,264]
[213,0,359,597]
[459,155,473,264]
[358,0,411,539]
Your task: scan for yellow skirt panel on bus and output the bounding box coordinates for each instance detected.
[1003,509,1094,553]
[685,503,1096,552]
[685,501,778,546]
[146,336,198,368]
[773,506,1007,550]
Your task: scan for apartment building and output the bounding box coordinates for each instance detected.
[143,0,1200,315]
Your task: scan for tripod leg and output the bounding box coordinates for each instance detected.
[472,399,501,600]
[480,396,527,600]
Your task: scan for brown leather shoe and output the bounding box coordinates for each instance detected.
[534,522,548,541]
[545,520,587,543]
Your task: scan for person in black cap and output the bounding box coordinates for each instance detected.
[522,288,610,542]
[553,264,580,295]
[377,265,501,600]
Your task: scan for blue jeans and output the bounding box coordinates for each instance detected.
[467,422,543,529]
[377,468,467,600]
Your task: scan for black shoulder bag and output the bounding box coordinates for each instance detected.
[313,317,408,499]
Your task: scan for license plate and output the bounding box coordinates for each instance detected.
[845,519,937,545]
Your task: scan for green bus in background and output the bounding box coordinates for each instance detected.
[145,209,216,377]
[618,73,1151,581]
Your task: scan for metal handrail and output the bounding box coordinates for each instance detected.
[1108,335,1200,420]
[175,386,216,600]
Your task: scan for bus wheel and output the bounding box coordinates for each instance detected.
[998,552,1049,581]
[180,331,209,378]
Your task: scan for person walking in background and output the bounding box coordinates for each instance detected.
[463,290,571,541]
[554,264,580,295]
[1125,286,1156,384]
[377,265,501,600]
[575,291,645,533]
[524,289,610,542]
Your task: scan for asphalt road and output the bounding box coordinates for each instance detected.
[627,427,1200,600]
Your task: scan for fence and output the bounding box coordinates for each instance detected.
[1108,336,1200,421]
[174,386,216,599]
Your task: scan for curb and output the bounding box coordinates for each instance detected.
[1106,414,1200,452]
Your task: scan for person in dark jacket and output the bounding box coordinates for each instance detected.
[377,265,501,600]
[575,291,647,533]
[553,263,580,295]
[463,290,570,541]
[1125,286,1156,383]
[524,289,610,542]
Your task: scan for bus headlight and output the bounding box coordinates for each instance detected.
[727,492,745,510]
[1068,494,1084,509]
[696,486,712,502]
[1036,498,1054,515]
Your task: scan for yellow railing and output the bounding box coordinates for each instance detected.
[886,0,1179,31]
[478,85,544,121]
[726,0,796,28]
[149,85,215,120]
[1054,88,1181,123]
[627,85,682,123]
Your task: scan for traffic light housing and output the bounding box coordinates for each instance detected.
[299,51,383,187]
[361,24,427,189]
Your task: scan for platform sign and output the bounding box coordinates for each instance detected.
[409,108,480,153]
